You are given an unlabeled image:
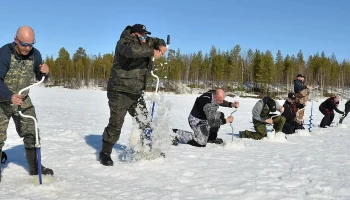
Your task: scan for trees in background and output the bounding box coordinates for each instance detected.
[44,45,350,96]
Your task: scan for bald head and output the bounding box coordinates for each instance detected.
[16,26,35,44]
[214,89,226,104]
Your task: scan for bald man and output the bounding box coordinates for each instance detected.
[173,89,239,147]
[0,26,53,176]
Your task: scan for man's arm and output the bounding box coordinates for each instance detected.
[0,45,13,101]
[118,39,154,58]
[252,101,266,122]
[148,37,166,50]
[33,49,49,81]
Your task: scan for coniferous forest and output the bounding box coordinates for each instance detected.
[44,45,350,97]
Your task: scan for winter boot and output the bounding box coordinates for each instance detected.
[99,140,114,166]
[25,148,54,176]
[207,138,223,144]
[1,150,7,164]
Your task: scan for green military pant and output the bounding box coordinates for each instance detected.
[0,96,39,149]
[240,116,286,140]
[102,91,149,144]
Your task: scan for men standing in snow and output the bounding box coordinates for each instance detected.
[339,100,350,124]
[173,89,239,147]
[319,95,344,128]
[239,97,285,140]
[281,93,305,134]
[0,26,53,176]
[99,24,167,166]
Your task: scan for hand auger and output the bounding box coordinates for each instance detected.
[18,76,46,185]
[230,109,237,142]
[146,35,170,142]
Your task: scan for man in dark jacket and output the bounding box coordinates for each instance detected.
[99,24,167,166]
[319,95,344,128]
[239,97,285,140]
[339,100,350,124]
[282,93,305,134]
[0,26,53,176]
[294,74,312,106]
[173,89,239,147]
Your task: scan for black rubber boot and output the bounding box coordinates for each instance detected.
[99,140,114,166]
[25,148,54,176]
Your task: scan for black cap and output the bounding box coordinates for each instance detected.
[266,99,277,112]
[288,92,296,100]
[130,24,151,35]
[297,74,305,78]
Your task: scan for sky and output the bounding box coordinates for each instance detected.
[0,0,349,61]
[1,86,350,199]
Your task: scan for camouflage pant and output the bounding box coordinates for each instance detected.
[296,89,309,106]
[175,115,210,146]
[240,116,286,140]
[0,96,38,149]
[102,91,149,144]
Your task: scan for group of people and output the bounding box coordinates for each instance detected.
[1,24,350,178]
[174,73,350,146]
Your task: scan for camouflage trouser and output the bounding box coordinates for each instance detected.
[240,116,286,140]
[0,96,38,149]
[175,114,210,146]
[296,89,309,106]
[102,91,149,144]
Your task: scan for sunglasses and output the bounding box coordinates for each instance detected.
[16,36,35,48]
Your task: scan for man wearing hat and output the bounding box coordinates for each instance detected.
[294,74,312,105]
[319,95,344,128]
[281,93,305,134]
[239,97,285,140]
[99,24,167,166]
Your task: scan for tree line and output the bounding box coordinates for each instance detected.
[44,45,350,96]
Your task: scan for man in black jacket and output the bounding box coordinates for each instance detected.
[99,24,167,166]
[319,95,344,128]
[294,74,312,106]
[282,93,305,134]
[339,100,350,124]
[173,89,239,147]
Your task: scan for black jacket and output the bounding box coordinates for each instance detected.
[319,97,343,114]
[293,79,307,94]
[282,100,304,123]
[107,26,166,94]
[190,90,233,127]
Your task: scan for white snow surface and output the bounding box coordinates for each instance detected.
[1,86,350,200]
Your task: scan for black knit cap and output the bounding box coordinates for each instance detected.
[266,99,277,112]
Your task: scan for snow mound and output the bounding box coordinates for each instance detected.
[223,139,245,150]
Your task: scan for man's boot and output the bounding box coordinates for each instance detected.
[25,148,54,176]
[99,140,114,166]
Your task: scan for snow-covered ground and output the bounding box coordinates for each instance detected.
[1,86,350,200]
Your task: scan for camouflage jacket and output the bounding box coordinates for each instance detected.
[108,26,166,94]
[0,43,47,102]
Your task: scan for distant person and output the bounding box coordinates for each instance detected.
[99,24,167,166]
[339,100,350,124]
[294,74,312,106]
[239,97,285,140]
[0,26,53,176]
[281,93,305,134]
[173,89,239,147]
[319,95,344,128]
